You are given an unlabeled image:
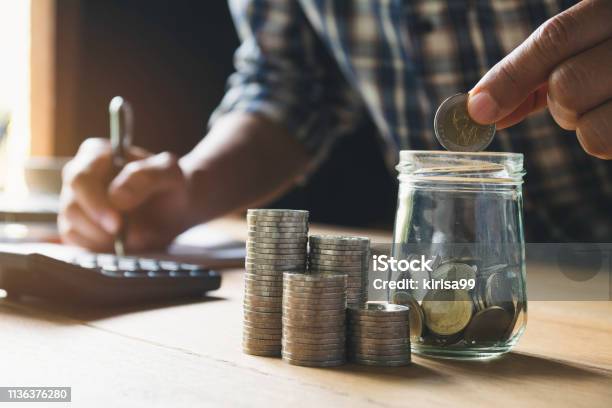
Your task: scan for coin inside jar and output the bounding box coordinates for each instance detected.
[434,93,496,152]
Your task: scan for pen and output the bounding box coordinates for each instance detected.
[109,96,133,257]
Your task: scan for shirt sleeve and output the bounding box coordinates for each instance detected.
[210,0,364,164]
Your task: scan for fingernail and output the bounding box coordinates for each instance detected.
[468,91,500,124]
[100,213,119,234]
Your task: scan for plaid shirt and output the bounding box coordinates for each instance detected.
[212,0,612,241]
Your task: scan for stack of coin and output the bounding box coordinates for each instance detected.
[242,209,309,357]
[282,273,347,367]
[347,302,411,366]
[308,235,370,308]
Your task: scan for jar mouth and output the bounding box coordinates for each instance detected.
[396,150,525,185]
[399,150,523,160]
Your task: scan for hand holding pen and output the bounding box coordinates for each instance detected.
[58,97,191,253]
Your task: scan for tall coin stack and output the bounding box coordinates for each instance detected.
[348,302,411,366]
[282,273,347,367]
[308,235,370,308]
[243,209,309,357]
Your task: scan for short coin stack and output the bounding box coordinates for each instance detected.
[308,235,370,308]
[243,209,309,357]
[282,273,347,367]
[348,302,411,366]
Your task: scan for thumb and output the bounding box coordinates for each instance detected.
[108,152,185,211]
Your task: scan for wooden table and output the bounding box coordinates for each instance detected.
[1,218,611,407]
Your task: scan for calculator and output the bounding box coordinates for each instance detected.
[0,250,221,305]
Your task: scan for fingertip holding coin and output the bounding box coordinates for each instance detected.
[466,91,501,125]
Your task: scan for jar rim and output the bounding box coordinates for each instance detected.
[396,150,525,185]
[399,150,523,160]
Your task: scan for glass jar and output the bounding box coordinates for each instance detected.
[390,151,527,360]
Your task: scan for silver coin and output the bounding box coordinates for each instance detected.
[310,253,365,261]
[245,263,305,271]
[282,349,345,360]
[244,272,286,281]
[243,320,282,330]
[247,247,307,256]
[284,272,347,282]
[244,292,283,301]
[246,257,305,266]
[281,356,345,367]
[282,290,346,299]
[282,343,345,353]
[310,243,369,252]
[246,236,308,244]
[282,286,346,294]
[247,219,308,227]
[282,321,346,332]
[244,304,281,313]
[247,208,308,216]
[247,252,306,260]
[310,235,369,245]
[244,295,283,305]
[282,332,345,342]
[242,332,282,341]
[282,307,345,316]
[309,248,367,256]
[282,317,346,328]
[283,296,346,305]
[242,342,281,353]
[244,281,284,291]
[434,93,496,152]
[247,230,307,238]
[245,289,284,298]
[242,337,282,347]
[351,357,410,367]
[282,336,346,346]
[244,268,291,277]
[242,347,281,357]
[247,213,308,222]
[243,316,282,327]
[283,287,346,296]
[246,242,307,249]
[283,302,347,312]
[248,227,309,234]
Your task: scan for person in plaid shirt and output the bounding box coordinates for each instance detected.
[60,0,612,250]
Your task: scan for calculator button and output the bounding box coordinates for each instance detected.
[97,254,117,268]
[138,259,160,271]
[188,269,209,277]
[124,270,148,278]
[147,270,171,278]
[159,261,180,271]
[100,267,123,278]
[180,263,202,270]
[169,270,191,278]
[79,260,97,269]
[118,259,138,271]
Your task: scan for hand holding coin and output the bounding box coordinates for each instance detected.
[466,0,612,159]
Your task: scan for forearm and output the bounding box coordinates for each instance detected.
[179,112,313,224]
